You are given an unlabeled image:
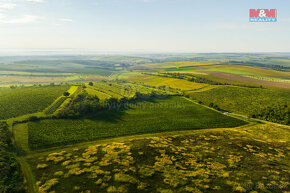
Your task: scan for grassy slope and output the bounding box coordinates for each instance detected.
[188,85,290,116]
[85,87,112,101]
[25,123,290,193]
[0,85,70,120]
[27,97,247,149]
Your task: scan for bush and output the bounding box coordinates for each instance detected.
[27,116,38,122]
[9,85,17,89]
[63,91,70,96]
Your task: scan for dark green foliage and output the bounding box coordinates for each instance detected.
[56,91,100,118]
[9,85,17,89]
[189,85,290,124]
[88,82,93,86]
[209,102,220,110]
[63,91,70,96]
[0,122,24,193]
[27,116,38,122]
[251,104,290,125]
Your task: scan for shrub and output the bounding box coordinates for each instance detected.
[63,91,70,96]
[28,116,38,122]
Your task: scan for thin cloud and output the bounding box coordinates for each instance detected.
[0,3,16,9]
[60,18,73,22]
[0,14,40,24]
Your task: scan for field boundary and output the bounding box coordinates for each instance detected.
[25,123,254,156]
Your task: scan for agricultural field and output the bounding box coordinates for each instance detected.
[124,74,208,91]
[87,81,176,99]
[0,85,70,119]
[188,85,290,116]
[26,97,247,149]
[200,64,290,78]
[26,123,290,193]
[130,61,217,72]
[85,88,112,101]
[164,66,197,72]
[1,53,290,193]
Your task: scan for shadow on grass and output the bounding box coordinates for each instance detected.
[85,96,168,123]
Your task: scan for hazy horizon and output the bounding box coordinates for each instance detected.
[0,49,290,57]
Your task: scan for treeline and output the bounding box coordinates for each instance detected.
[54,90,169,118]
[144,72,263,89]
[56,92,101,117]
[228,61,290,71]
[144,72,223,85]
[0,122,24,193]
[250,104,290,125]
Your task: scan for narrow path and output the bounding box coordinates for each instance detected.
[14,123,30,154]
[17,156,39,193]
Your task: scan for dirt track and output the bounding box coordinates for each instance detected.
[198,71,290,89]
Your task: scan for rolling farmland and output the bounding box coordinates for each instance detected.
[1,53,290,193]
[188,85,290,116]
[0,85,70,119]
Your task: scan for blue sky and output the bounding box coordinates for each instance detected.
[0,0,290,53]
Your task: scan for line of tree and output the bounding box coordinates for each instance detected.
[227,61,290,72]
[54,89,171,118]
[56,91,101,118]
[0,122,24,193]
[144,72,262,88]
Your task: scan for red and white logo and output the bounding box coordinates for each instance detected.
[249,9,277,22]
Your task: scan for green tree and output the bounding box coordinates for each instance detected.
[63,91,70,96]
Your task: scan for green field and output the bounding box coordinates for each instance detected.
[87,81,176,99]
[1,54,290,193]
[27,97,247,149]
[0,85,70,119]
[85,87,112,101]
[188,85,290,116]
[26,123,290,193]
[164,66,197,72]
